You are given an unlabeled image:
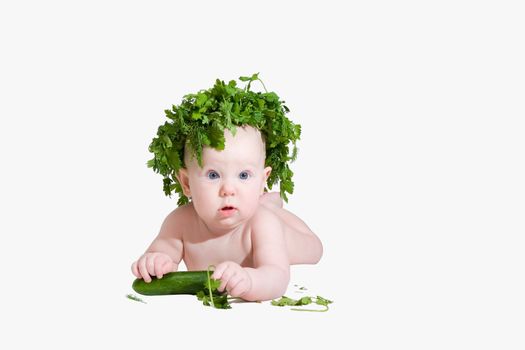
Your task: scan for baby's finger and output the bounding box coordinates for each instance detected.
[138,258,152,283]
[154,257,168,278]
[211,262,228,280]
[225,274,242,293]
[219,270,236,293]
[155,258,171,279]
[131,261,141,278]
[162,261,178,275]
[146,255,157,277]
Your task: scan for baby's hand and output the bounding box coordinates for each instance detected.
[212,261,252,298]
[131,252,177,283]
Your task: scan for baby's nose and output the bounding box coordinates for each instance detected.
[220,188,235,197]
[220,182,236,197]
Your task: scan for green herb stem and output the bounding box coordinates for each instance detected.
[206,265,215,308]
[291,305,329,312]
[126,294,146,304]
[257,78,268,93]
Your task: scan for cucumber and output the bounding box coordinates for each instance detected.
[132,271,211,296]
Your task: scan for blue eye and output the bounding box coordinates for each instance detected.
[207,170,220,180]
[239,171,250,180]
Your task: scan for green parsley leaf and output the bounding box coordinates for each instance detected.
[315,295,333,306]
[271,295,333,312]
[194,266,232,309]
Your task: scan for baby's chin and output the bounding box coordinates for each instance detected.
[214,206,253,223]
[211,209,255,228]
[202,216,248,235]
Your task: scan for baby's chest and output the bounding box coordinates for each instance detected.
[183,233,253,270]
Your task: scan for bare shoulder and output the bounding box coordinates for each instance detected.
[249,205,285,242]
[158,203,196,238]
[164,202,196,221]
[248,204,289,268]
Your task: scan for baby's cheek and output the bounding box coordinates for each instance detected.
[193,196,217,218]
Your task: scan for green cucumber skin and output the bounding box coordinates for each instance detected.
[132,271,210,296]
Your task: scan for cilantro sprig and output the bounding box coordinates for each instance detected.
[147,73,301,206]
[271,295,333,312]
[195,265,231,309]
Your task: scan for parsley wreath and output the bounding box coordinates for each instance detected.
[147,73,301,206]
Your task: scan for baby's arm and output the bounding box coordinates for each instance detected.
[213,207,290,301]
[131,208,184,282]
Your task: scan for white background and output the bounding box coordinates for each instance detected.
[1,1,524,349]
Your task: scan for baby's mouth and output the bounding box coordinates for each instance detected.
[220,206,236,211]
[218,204,238,219]
[219,205,238,217]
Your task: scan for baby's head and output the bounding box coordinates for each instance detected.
[176,126,272,225]
[147,74,301,206]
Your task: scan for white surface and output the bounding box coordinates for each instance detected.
[1,1,524,349]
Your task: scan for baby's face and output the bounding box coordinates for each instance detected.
[180,126,271,229]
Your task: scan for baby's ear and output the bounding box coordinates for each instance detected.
[261,167,272,194]
[175,168,191,197]
[264,166,272,180]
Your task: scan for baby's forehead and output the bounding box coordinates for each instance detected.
[186,126,266,167]
[224,126,265,149]
[203,147,262,166]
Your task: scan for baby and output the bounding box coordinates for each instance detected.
[131,126,323,301]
